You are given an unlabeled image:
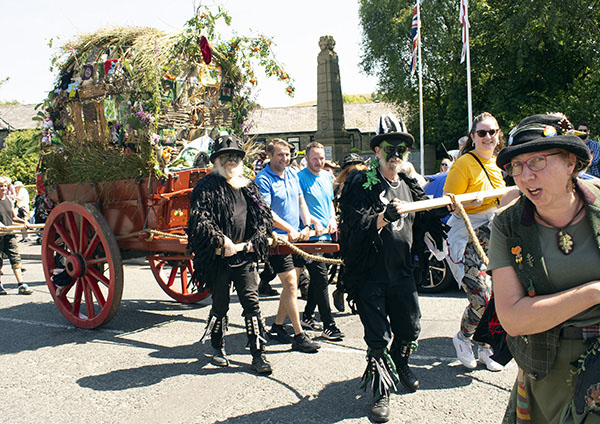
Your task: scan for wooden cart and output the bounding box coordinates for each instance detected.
[41,168,339,329]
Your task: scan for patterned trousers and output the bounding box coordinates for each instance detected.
[460,224,492,340]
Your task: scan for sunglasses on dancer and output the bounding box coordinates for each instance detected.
[503,152,561,177]
[475,129,499,138]
[382,144,408,156]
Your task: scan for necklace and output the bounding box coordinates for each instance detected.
[381,172,400,189]
[534,201,585,255]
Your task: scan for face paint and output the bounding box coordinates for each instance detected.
[380,141,409,162]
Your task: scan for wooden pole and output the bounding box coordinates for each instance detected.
[398,187,514,214]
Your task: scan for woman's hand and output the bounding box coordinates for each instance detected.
[223,236,237,257]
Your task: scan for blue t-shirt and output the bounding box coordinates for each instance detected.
[255,164,301,235]
[298,168,333,241]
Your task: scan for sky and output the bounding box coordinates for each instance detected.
[0,0,379,108]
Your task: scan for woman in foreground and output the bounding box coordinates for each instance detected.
[489,113,600,423]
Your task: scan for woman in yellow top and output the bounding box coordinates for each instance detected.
[444,112,507,372]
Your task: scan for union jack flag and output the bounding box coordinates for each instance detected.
[460,0,470,63]
[410,0,421,76]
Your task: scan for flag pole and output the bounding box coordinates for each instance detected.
[464,2,473,130]
[417,0,425,175]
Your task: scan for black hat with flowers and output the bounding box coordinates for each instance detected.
[496,113,591,170]
[209,135,246,163]
[370,113,414,150]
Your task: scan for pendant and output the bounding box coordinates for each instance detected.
[557,230,574,255]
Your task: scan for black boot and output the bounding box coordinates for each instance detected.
[246,315,272,375]
[391,341,419,392]
[371,392,390,423]
[201,314,229,367]
[360,348,398,423]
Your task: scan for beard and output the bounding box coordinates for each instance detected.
[213,158,250,189]
[380,155,404,174]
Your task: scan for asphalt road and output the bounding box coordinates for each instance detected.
[1,254,515,424]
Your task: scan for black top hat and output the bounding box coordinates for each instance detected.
[341,153,365,169]
[370,113,414,150]
[209,135,246,163]
[496,113,591,170]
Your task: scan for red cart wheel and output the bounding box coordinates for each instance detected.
[42,202,124,329]
[147,255,209,303]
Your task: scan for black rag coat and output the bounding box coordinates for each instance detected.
[338,169,447,298]
[187,172,273,291]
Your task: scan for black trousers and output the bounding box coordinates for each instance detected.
[296,257,334,327]
[355,275,421,350]
[210,262,260,318]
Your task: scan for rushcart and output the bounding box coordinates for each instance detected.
[36,16,336,329]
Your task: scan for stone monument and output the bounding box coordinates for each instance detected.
[315,36,350,161]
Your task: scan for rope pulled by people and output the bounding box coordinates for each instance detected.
[273,234,343,265]
[445,193,489,265]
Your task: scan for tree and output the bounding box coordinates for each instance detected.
[0,129,40,185]
[359,0,600,155]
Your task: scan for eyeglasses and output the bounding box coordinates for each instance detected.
[475,129,499,138]
[504,152,561,177]
[441,162,450,167]
[382,144,408,156]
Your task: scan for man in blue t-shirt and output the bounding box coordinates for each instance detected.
[255,139,320,353]
[295,142,344,341]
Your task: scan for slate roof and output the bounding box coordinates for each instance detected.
[0,104,39,131]
[245,102,404,135]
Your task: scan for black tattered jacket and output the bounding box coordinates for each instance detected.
[338,169,447,297]
[187,173,273,291]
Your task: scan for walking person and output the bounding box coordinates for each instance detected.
[296,142,344,341]
[444,112,508,372]
[490,113,600,423]
[14,181,29,242]
[0,176,33,295]
[339,114,447,422]
[255,139,320,353]
[187,135,273,374]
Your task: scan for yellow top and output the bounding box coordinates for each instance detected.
[443,152,506,213]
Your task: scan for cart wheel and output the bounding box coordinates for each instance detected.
[42,202,123,329]
[147,255,209,303]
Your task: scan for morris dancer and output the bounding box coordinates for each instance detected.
[339,115,447,422]
[187,135,273,374]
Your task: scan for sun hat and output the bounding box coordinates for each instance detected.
[496,113,591,170]
[369,113,414,150]
[209,135,246,163]
[14,181,24,188]
[341,153,365,169]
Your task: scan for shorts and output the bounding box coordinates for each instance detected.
[268,254,294,274]
[0,235,21,268]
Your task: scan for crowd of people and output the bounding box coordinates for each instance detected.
[183,110,600,423]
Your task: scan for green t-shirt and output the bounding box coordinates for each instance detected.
[488,215,600,324]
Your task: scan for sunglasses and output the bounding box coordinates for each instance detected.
[382,144,408,156]
[475,129,499,138]
[503,152,561,177]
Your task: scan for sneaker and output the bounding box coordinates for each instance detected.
[332,288,345,312]
[0,284,6,295]
[300,315,323,331]
[370,392,391,422]
[478,346,504,372]
[452,331,477,369]
[258,281,279,296]
[267,324,294,344]
[291,332,320,353]
[321,323,344,341]
[17,283,33,295]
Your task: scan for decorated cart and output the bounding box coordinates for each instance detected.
[34,8,321,329]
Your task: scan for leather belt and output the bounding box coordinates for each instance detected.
[560,326,584,340]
